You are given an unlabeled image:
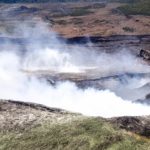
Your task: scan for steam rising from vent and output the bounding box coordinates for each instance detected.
[0,21,150,117]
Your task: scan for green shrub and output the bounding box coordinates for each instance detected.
[70,8,93,16]
[117,0,150,16]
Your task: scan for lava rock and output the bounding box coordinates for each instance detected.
[110,116,150,137]
[140,49,150,60]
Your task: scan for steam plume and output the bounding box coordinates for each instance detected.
[0,21,150,117]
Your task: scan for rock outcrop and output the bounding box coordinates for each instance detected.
[140,49,150,61]
[110,116,150,137]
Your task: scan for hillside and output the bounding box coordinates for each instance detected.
[0,100,150,150]
[0,1,150,37]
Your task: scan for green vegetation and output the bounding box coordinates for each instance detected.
[52,7,93,18]
[0,118,149,150]
[50,3,105,18]
[70,8,93,16]
[117,0,150,16]
[53,18,83,25]
[81,3,106,9]
[122,26,135,32]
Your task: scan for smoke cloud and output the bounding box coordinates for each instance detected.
[0,21,150,117]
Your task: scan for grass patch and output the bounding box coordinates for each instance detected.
[81,3,106,9]
[0,118,149,150]
[117,0,150,16]
[70,7,93,17]
[51,7,93,18]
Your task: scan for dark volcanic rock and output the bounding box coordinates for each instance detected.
[66,35,150,54]
[0,35,149,54]
[136,99,150,105]
[110,116,150,137]
[140,49,150,60]
[146,93,150,99]
[66,35,145,44]
[135,93,150,106]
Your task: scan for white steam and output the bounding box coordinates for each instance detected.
[0,21,150,117]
